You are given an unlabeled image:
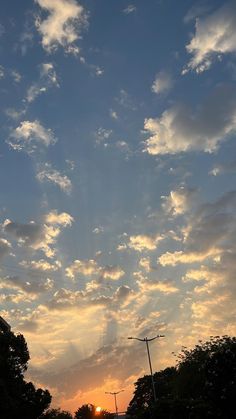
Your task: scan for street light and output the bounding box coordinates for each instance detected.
[128,335,165,403]
[105,390,124,418]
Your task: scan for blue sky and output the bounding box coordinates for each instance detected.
[1,0,236,413]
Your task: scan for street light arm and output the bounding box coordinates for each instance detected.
[147,334,165,342]
[128,336,145,342]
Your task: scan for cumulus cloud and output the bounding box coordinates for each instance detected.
[20,259,61,272]
[8,120,57,153]
[36,163,72,193]
[35,0,87,53]
[3,210,73,258]
[139,257,152,272]
[144,85,236,155]
[162,186,197,216]
[159,190,236,266]
[183,1,236,73]
[66,259,99,279]
[152,71,173,94]
[101,266,125,281]
[0,275,54,296]
[128,234,163,252]
[66,259,125,281]
[137,276,179,294]
[44,210,74,226]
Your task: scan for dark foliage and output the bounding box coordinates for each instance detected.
[0,328,51,419]
[127,336,236,419]
[39,408,73,418]
[74,404,114,419]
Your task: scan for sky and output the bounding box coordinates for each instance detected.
[1,0,236,414]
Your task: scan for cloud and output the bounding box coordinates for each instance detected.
[44,210,74,226]
[35,0,87,53]
[3,210,73,258]
[159,190,236,266]
[11,70,22,83]
[152,71,173,94]
[66,259,99,279]
[95,127,112,145]
[128,234,162,252]
[209,160,236,176]
[8,120,57,153]
[66,259,125,281]
[137,276,179,294]
[123,5,136,15]
[183,1,236,73]
[0,275,54,296]
[36,163,72,193]
[162,186,197,216]
[101,266,125,281]
[26,63,58,103]
[143,85,236,155]
[139,257,152,272]
[0,65,4,79]
[0,238,11,260]
[20,259,61,272]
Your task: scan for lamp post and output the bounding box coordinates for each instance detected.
[105,390,124,418]
[128,335,165,403]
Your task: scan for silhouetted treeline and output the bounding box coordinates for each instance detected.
[126,336,236,419]
[0,326,51,419]
[1,321,235,418]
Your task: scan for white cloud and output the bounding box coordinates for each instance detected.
[152,71,173,94]
[3,210,73,258]
[0,238,11,260]
[0,275,54,296]
[101,266,125,281]
[35,0,87,53]
[37,163,72,193]
[123,5,136,15]
[95,127,112,145]
[0,65,4,78]
[44,210,74,226]
[209,160,236,176]
[66,259,99,279]
[26,63,58,103]
[128,234,162,252]
[162,186,197,216]
[183,1,236,73]
[11,70,22,83]
[139,257,152,272]
[144,85,236,155]
[20,259,61,272]
[8,120,57,153]
[159,190,236,266]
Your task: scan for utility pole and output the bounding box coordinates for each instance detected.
[128,335,165,403]
[105,390,124,418]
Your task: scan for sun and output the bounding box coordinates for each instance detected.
[95,406,102,413]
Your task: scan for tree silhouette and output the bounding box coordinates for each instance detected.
[39,408,73,418]
[0,323,51,419]
[127,336,236,419]
[74,404,114,419]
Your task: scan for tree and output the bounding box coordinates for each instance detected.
[74,404,114,419]
[0,324,51,419]
[126,336,236,419]
[39,408,73,419]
